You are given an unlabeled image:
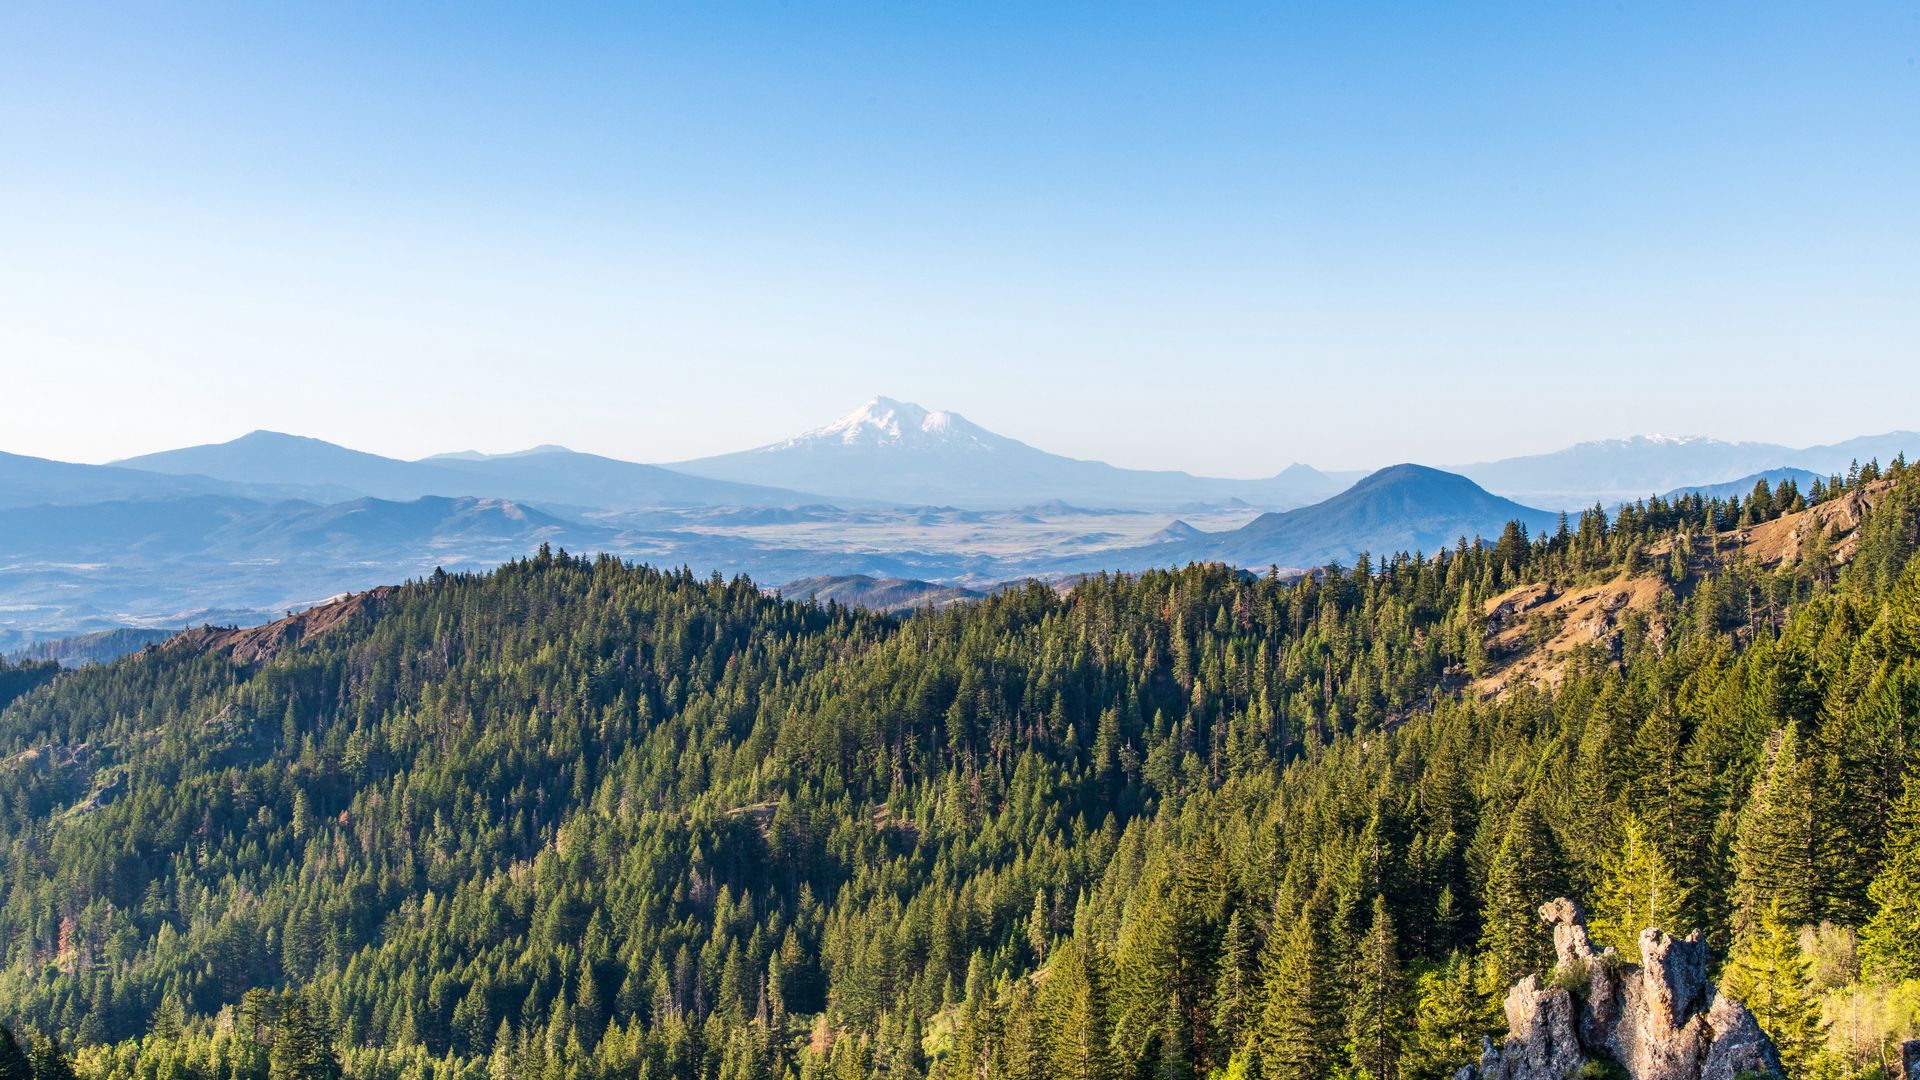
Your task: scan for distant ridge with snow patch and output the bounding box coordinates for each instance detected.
[1454,431,1920,509]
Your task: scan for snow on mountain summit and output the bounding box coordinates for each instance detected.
[1589,434,1723,449]
[770,397,1003,453]
[669,396,1355,508]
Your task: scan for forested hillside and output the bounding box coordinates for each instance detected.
[1,462,1917,1080]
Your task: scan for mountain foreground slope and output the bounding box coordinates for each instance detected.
[1,459,1916,1080]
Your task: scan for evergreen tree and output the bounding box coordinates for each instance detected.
[1348,896,1406,1080]
[1028,889,1051,965]
[150,996,186,1041]
[1732,728,1816,934]
[0,1028,29,1080]
[25,1034,77,1080]
[1037,937,1110,1080]
[269,995,344,1080]
[1589,814,1689,955]
[1860,762,1920,981]
[1722,901,1830,1080]
[1211,909,1254,1056]
[1256,900,1339,1080]
[1407,953,1498,1080]
[1480,797,1564,984]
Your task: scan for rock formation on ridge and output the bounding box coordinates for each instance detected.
[1460,898,1784,1080]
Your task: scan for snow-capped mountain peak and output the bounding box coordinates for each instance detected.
[1573,434,1728,451]
[774,397,999,452]
[669,396,1357,509]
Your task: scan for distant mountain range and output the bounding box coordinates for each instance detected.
[4,627,173,667]
[0,493,625,650]
[671,397,1360,510]
[1,398,1913,644]
[11,400,1911,516]
[96,406,1363,514]
[0,450,294,509]
[0,494,609,562]
[1454,432,1918,509]
[114,431,821,509]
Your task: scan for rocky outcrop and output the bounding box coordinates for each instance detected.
[1486,974,1586,1080]
[165,586,395,665]
[1470,899,1782,1080]
[1901,1039,1919,1080]
[1699,994,1783,1080]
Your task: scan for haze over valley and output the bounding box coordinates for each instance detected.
[4,396,1911,653]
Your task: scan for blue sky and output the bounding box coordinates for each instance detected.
[2,2,1915,474]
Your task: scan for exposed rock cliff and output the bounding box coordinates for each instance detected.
[164,586,396,665]
[1463,899,1783,1080]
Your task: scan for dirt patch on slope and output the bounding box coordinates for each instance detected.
[1734,479,1887,567]
[1475,481,1891,697]
[1475,574,1665,696]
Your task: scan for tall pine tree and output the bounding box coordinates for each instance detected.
[1347,896,1407,1080]
[1480,797,1564,984]
[0,1028,30,1080]
[1589,813,1689,955]
[1732,726,1816,934]
[1722,901,1830,1080]
[1256,896,1340,1080]
[1860,762,1920,981]
[1038,937,1112,1080]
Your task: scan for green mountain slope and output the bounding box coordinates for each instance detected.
[0,462,1916,1080]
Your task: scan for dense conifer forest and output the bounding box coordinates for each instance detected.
[0,462,1916,1080]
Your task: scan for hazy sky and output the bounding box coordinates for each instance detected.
[2,3,1916,476]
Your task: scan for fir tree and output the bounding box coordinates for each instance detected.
[1211,909,1254,1056]
[1589,814,1689,955]
[1860,762,1920,981]
[0,1028,29,1080]
[149,996,187,1041]
[269,995,344,1080]
[1256,900,1339,1080]
[1732,728,1816,934]
[1037,937,1111,1080]
[1348,896,1406,1080]
[1407,952,1498,1080]
[1480,797,1564,985]
[1722,901,1830,1080]
[25,1034,77,1080]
